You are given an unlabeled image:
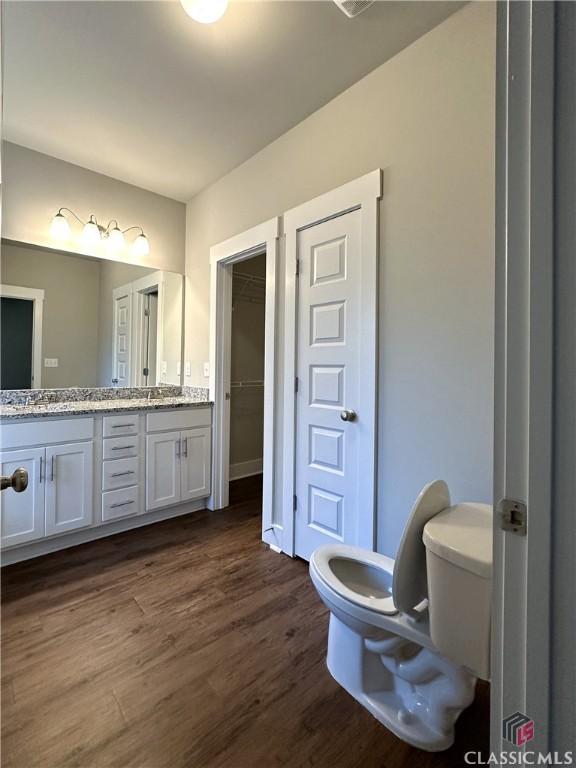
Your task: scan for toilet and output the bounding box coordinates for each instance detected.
[309,480,493,752]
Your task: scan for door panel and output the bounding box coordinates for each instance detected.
[45,442,93,535]
[0,448,44,547]
[113,291,131,386]
[181,427,211,502]
[146,431,180,510]
[294,210,362,560]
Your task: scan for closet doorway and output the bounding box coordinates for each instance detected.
[209,217,280,551]
[230,256,266,482]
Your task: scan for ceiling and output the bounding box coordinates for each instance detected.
[3,1,462,201]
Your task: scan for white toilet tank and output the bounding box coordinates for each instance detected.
[423,502,493,680]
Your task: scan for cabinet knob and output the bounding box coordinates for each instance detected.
[1,468,29,493]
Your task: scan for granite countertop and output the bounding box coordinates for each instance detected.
[0,386,212,422]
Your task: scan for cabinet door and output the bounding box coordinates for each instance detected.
[146,431,181,510]
[45,442,93,536]
[0,448,45,547]
[180,427,211,503]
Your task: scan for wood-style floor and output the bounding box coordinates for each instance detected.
[1,476,489,768]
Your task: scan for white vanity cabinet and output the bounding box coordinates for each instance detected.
[0,418,95,547]
[101,413,141,523]
[145,409,211,511]
[0,405,211,562]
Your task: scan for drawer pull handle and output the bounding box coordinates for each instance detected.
[110,500,135,509]
[111,424,135,429]
[111,445,135,451]
[111,470,135,477]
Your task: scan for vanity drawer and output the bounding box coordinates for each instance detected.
[146,408,211,433]
[102,485,139,522]
[102,456,139,491]
[103,414,139,438]
[102,435,139,460]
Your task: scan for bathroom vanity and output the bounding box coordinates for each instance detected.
[0,386,212,564]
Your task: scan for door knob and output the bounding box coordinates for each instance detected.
[1,468,29,493]
[340,409,357,422]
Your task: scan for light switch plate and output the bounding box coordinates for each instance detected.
[176,361,181,376]
[185,361,191,377]
[203,362,210,378]
[161,361,167,375]
[44,358,59,368]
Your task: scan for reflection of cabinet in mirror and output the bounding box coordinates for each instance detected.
[112,271,183,387]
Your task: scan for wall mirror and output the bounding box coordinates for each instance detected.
[0,241,184,390]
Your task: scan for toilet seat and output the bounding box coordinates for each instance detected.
[310,544,398,616]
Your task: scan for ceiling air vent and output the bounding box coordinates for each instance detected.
[333,0,375,18]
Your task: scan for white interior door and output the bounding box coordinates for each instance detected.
[294,209,368,561]
[113,289,132,387]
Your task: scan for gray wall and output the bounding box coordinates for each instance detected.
[551,1,576,752]
[184,2,496,557]
[2,142,186,274]
[1,242,101,387]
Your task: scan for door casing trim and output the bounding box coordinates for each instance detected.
[208,217,280,551]
[0,284,44,388]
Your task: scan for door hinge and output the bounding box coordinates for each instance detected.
[295,259,300,277]
[143,367,149,377]
[293,494,297,511]
[295,376,299,393]
[144,308,150,317]
[499,498,527,536]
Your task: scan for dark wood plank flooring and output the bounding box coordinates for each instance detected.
[1,477,489,767]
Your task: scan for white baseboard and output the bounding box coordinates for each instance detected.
[1,499,207,566]
[229,458,263,480]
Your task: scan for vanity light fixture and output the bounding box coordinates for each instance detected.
[180,0,228,24]
[50,208,150,257]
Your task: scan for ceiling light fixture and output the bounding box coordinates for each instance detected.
[50,208,150,258]
[180,0,228,24]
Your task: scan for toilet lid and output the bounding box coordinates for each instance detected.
[310,544,398,615]
[392,479,451,616]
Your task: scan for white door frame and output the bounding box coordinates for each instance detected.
[282,170,382,557]
[0,284,44,388]
[208,217,280,549]
[492,0,554,754]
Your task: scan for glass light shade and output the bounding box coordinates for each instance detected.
[132,233,150,258]
[180,0,228,24]
[81,219,101,249]
[106,226,125,254]
[50,212,71,241]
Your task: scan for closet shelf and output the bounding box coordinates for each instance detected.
[231,380,264,388]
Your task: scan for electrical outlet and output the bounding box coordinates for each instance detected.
[44,358,59,368]
[203,362,210,378]
[185,361,191,377]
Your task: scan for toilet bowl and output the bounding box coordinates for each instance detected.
[309,480,492,752]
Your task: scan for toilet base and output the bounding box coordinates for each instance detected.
[326,613,477,752]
